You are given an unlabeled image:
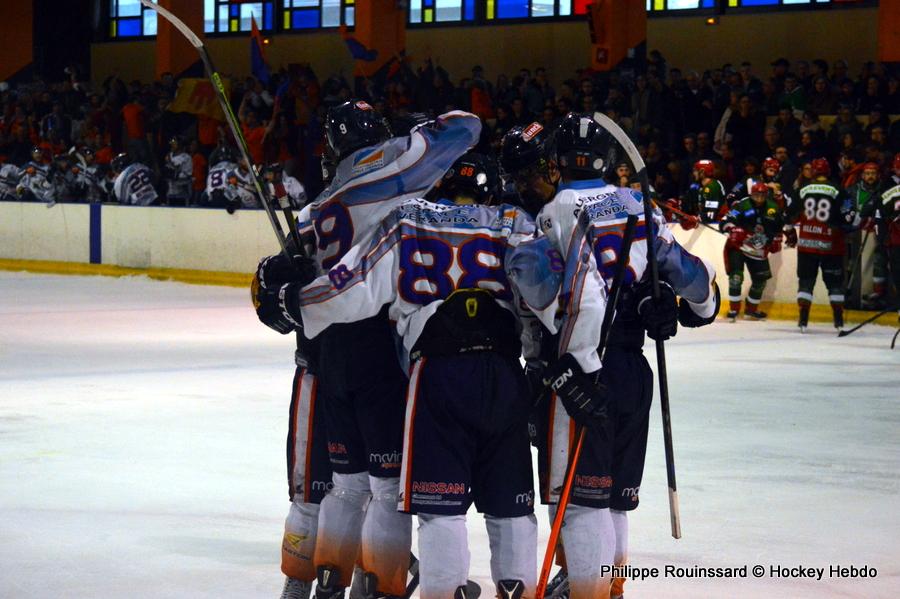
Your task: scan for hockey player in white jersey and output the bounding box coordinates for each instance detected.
[224,161,258,213]
[16,148,55,204]
[112,153,159,206]
[0,163,21,201]
[203,146,239,209]
[164,136,193,206]
[501,115,720,599]
[72,148,111,203]
[265,163,307,210]
[253,101,481,599]
[256,151,567,599]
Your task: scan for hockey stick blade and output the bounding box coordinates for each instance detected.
[138,0,202,48]
[891,327,899,350]
[837,309,891,337]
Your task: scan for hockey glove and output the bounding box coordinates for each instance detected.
[255,253,318,291]
[636,281,678,341]
[726,226,748,248]
[680,214,700,231]
[783,226,798,248]
[767,233,784,254]
[678,282,721,328]
[251,278,304,335]
[543,353,608,429]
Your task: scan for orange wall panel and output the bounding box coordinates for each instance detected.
[0,1,33,80]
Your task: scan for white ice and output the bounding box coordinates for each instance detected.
[1,272,898,598]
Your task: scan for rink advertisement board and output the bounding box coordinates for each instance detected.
[0,200,879,309]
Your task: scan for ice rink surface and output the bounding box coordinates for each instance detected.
[1,271,898,598]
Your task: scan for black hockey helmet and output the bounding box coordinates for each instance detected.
[210,144,240,166]
[263,162,284,180]
[111,153,131,173]
[325,100,392,161]
[554,112,618,179]
[499,122,556,180]
[441,152,500,205]
[168,136,184,150]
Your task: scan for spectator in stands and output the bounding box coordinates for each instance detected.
[807,76,837,115]
[726,94,766,160]
[774,107,802,151]
[857,75,884,114]
[827,103,863,153]
[779,74,805,114]
[796,130,824,166]
[121,95,153,168]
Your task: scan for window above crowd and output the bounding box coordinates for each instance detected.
[107,0,861,38]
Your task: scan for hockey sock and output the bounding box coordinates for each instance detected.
[314,472,371,589]
[417,513,469,599]
[610,510,629,598]
[728,299,741,314]
[360,476,412,597]
[557,504,614,599]
[485,514,537,596]
[283,501,321,582]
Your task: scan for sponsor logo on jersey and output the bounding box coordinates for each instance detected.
[283,533,309,549]
[767,207,777,217]
[370,450,402,468]
[575,474,613,489]
[311,480,335,492]
[621,486,640,501]
[515,489,535,507]
[522,122,543,141]
[351,147,385,175]
[411,481,467,495]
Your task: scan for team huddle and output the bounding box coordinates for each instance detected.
[250,101,721,599]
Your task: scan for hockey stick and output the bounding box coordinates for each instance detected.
[656,200,724,235]
[138,0,303,259]
[594,111,681,539]
[892,327,900,350]
[837,308,892,337]
[535,214,639,599]
[844,230,871,301]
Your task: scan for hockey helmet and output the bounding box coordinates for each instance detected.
[693,159,715,179]
[554,112,618,179]
[31,146,44,160]
[762,157,781,175]
[264,162,284,181]
[111,153,131,173]
[440,152,500,205]
[811,157,831,177]
[499,122,556,179]
[82,148,95,161]
[750,180,769,195]
[325,100,392,161]
[168,136,184,150]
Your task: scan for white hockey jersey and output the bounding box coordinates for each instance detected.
[16,162,55,204]
[297,111,482,270]
[537,180,718,373]
[297,199,562,358]
[206,160,237,195]
[0,163,20,199]
[225,166,257,208]
[113,163,158,206]
[165,151,193,199]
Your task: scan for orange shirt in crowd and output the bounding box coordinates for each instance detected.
[95,146,113,165]
[197,115,219,147]
[242,123,266,165]
[192,152,208,192]
[121,102,146,140]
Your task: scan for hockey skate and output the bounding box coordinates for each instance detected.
[544,569,569,598]
[281,577,313,599]
[833,309,845,333]
[744,308,767,320]
[315,566,345,599]
[496,579,525,599]
[798,306,810,333]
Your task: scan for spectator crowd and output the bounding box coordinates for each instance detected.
[1,52,898,311]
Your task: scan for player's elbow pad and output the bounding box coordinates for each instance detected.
[678,283,720,328]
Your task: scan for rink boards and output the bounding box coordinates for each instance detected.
[0,201,883,318]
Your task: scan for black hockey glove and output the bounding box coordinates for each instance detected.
[255,253,318,291]
[635,281,678,341]
[543,353,608,429]
[251,278,304,335]
[678,283,721,328]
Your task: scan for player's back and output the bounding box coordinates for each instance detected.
[795,179,846,254]
[115,163,157,206]
[206,160,236,193]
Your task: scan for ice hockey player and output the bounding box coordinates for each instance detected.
[204,146,239,208]
[16,148,55,204]
[223,161,257,213]
[111,153,159,206]
[785,158,855,332]
[73,148,110,203]
[255,100,481,599]
[730,157,790,210]
[501,115,720,599]
[0,162,20,201]
[265,163,307,210]
[163,136,193,206]
[256,149,564,599]
[681,159,728,223]
[719,181,785,321]
[861,153,900,321]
